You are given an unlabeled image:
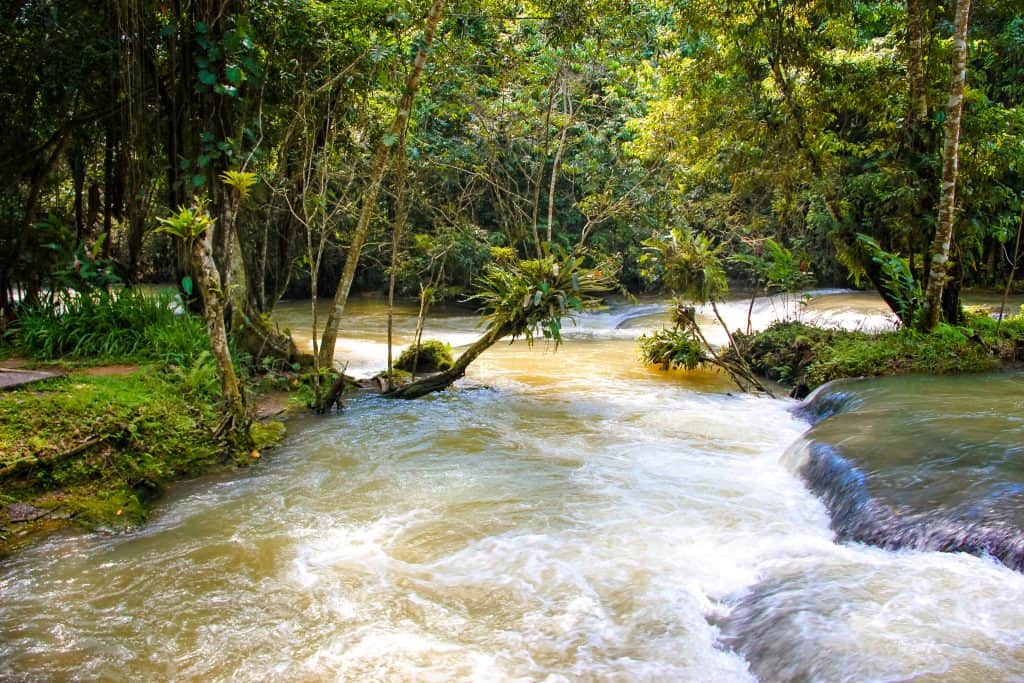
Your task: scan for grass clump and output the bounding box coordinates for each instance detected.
[740,309,1024,392]
[395,340,454,373]
[6,288,209,365]
[0,367,226,539]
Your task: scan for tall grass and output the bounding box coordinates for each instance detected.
[8,288,210,365]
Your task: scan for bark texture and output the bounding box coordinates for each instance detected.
[192,229,249,433]
[919,0,970,331]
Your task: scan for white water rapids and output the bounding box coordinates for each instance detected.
[1,291,1023,681]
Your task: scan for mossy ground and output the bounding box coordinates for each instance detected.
[739,310,1024,394]
[0,366,287,552]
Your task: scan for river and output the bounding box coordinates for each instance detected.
[2,292,1022,681]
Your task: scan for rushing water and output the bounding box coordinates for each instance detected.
[3,292,1024,681]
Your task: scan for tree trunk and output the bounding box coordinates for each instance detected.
[919,0,970,332]
[905,0,929,130]
[388,322,513,399]
[191,229,250,441]
[318,0,446,368]
[386,139,410,391]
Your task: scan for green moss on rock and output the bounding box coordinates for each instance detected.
[395,340,454,373]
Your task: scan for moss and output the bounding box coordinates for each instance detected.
[0,366,227,546]
[395,340,454,373]
[250,420,286,450]
[741,311,1023,392]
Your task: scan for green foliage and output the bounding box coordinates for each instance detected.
[639,328,708,371]
[641,228,728,303]
[472,248,617,346]
[856,234,922,325]
[156,203,215,242]
[50,234,122,293]
[220,170,258,199]
[395,340,453,373]
[734,238,814,294]
[741,311,1024,391]
[166,350,221,399]
[8,289,209,365]
[249,420,286,451]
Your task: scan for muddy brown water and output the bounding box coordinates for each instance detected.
[1,292,1022,681]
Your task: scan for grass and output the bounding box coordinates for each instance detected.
[739,309,1024,392]
[0,289,298,553]
[7,288,209,366]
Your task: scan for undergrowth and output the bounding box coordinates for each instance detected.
[739,309,1024,392]
[6,288,209,365]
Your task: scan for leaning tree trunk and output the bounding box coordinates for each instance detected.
[191,228,250,443]
[318,0,446,368]
[388,322,514,399]
[920,0,971,332]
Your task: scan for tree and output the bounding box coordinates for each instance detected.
[157,201,249,443]
[317,0,447,369]
[919,0,972,331]
[640,227,771,394]
[389,248,616,398]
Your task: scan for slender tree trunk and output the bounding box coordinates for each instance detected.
[996,205,1024,334]
[102,126,115,259]
[906,0,929,130]
[191,228,249,439]
[530,79,557,259]
[919,0,970,331]
[546,88,570,245]
[318,0,446,368]
[386,140,410,391]
[71,145,85,240]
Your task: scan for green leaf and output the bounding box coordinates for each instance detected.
[181,276,194,296]
[381,132,399,147]
[198,69,217,86]
[225,64,244,85]
[191,174,206,187]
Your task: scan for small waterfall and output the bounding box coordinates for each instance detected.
[802,441,1024,571]
[791,380,864,424]
[790,375,1024,573]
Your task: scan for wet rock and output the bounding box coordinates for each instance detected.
[5,502,49,523]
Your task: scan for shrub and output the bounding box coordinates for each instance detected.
[639,328,707,371]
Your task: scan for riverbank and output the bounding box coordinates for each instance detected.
[740,309,1024,396]
[0,363,289,554]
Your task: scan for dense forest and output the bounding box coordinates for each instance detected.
[2,0,1023,393]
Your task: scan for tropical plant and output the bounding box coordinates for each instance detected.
[10,289,207,363]
[389,248,616,399]
[473,247,618,348]
[640,229,770,394]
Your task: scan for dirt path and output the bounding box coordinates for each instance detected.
[0,368,62,390]
[0,360,141,390]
